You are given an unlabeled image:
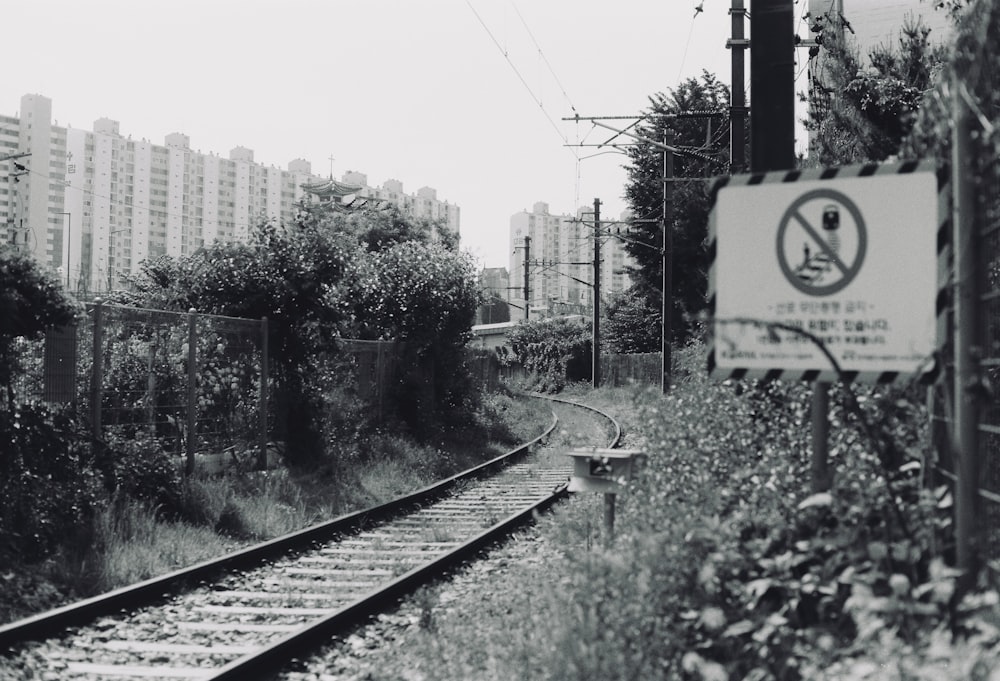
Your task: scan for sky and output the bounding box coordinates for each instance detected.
[6,0,816,269]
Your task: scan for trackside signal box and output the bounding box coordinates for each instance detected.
[567,448,645,493]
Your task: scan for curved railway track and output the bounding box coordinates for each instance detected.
[0,394,620,680]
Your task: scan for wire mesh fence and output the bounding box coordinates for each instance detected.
[8,301,419,474]
[929,78,1000,579]
[974,150,1000,568]
[10,301,269,473]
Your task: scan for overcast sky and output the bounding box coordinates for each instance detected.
[7,0,816,269]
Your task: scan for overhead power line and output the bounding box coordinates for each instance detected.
[509,1,577,115]
[465,0,577,158]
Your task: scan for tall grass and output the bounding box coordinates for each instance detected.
[332,341,1000,679]
[0,388,553,624]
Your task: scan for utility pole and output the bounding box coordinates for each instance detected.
[56,212,71,290]
[523,234,531,321]
[750,0,796,171]
[592,198,601,389]
[662,134,674,393]
[728,0,749,172]
[750,1,822,491]
[2,152,30,250]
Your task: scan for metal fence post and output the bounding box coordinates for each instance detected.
[258,316,269,470]
[952,82,980,576]
[91,298,104,454]
[186,308,197,477]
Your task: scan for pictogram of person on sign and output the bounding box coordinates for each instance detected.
[795,204,841,285]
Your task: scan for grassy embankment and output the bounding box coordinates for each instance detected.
[0,390,550,625]
[348,341,1000,680]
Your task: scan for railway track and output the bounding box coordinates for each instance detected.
[0,394,619,680]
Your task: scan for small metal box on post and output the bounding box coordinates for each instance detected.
[567,448,645,544]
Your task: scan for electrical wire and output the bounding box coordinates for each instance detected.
[465,0,578,158]
[509,0,577,115]
[676,6,699,83]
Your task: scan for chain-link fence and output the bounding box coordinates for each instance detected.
[12,301,269,473]
[972,125,1000,571]
[929,68,1000,578]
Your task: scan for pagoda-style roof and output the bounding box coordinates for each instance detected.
[300,178,366,200]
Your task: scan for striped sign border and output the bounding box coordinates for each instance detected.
[706,160,949,384]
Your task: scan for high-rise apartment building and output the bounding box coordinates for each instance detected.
[2,93,461,292]
[509,201,634,317]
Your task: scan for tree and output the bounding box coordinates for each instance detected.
[806,12,949,165]
[623,71,733,344]
[0,246,77,408]
[507,316,591,393]
[601,286,661,354]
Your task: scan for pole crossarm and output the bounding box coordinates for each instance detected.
[562,111,728,122]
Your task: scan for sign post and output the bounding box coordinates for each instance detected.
[708,162,945,490]
[567,448,645,546]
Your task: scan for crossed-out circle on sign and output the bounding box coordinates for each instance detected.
[776,188,867,296]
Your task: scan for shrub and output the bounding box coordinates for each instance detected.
[507,317,592,393]
[534,339,961,678]
[104,432,183,516]
[0,403,102,562]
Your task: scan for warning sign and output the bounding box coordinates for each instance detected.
[707,161,944,384]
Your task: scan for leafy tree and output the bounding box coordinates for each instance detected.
[296,201,457,253]
[118,218,356,377]
[507,316,591,392]
[0,246,77,408]
[623,71,733,345]
[353,240,483,425]
[601,286,662,354]
[806,12,949,165]
[121,205,482,450]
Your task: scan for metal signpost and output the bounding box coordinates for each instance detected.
[708,162,942,385]
[567,448,645,546]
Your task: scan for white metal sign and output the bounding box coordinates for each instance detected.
[708,161,944,384]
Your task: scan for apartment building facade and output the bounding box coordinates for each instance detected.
[509,201,634,318]
[2,93,461,292]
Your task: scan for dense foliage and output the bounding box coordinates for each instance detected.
[623,72,732,345]
[505,317,592,393]
[600,286,662,354]
[0,246,76,408]
[116,203,481,457]
[806,12,949,165]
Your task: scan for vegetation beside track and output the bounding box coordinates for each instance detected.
[330,341,1000,681]
[0,390,550,626]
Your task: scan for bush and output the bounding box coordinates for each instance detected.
[0,403,103,562]
[531,339,965,678]
[507,317,592,393]
[104,432,183,516]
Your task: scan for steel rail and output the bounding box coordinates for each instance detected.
[207,487,570,680]
[532,392,623,448]
[0,405,560,650]
[207,393,623,680]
